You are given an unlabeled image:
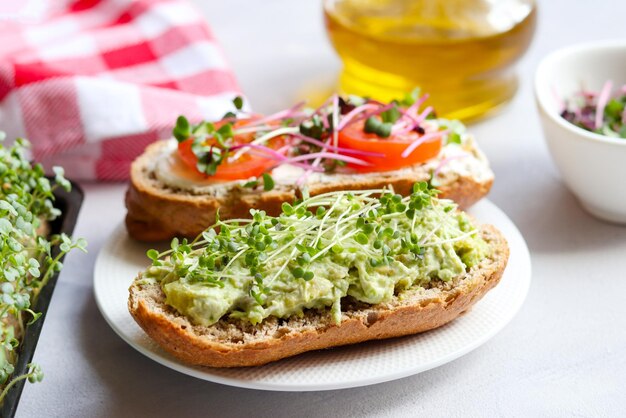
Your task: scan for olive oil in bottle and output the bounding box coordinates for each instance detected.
[324,0,537,121]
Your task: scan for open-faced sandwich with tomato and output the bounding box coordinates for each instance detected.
[125,91,494,241]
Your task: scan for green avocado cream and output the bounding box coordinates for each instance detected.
[144,183,488,326]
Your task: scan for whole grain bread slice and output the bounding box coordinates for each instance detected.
[128,224,509,368]
[125,140,493,241]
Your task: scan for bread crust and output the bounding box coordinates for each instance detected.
[128,225,508,368]
[125,141,493,242]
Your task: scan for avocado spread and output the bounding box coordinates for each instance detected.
[144,183,488,326]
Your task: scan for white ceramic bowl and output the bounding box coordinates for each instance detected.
[535,40,626,224]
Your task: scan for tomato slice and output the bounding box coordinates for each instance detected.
[337,120,442,172]
[177,119,285,181]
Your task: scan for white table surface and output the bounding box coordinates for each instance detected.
[17,1,626,417]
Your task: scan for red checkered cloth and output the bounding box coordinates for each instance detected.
[0,0,241,180]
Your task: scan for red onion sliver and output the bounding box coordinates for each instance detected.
[401,129,448,159]
[405,93,430,116]
[332,94,339,150]
[250,101,307,126]
[310,96,334,118]
[287,152,371,166]
[415,106,433,124]
[337,104,379,130]
[595,80,613,129]
[578,90,597,99]
[296,170,311,186]
[290,133,384,157]
[395,106,434,135]
[398,107,421,125]
[229,144,323,172]
[229,143,286,161]
[341,103,398,132]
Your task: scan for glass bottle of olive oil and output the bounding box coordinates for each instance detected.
[324,0,537,121]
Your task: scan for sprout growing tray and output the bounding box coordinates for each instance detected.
[1,180,83,418]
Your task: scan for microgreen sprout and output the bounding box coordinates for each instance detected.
[364,116,392,138]
[0,137,86,405]
[560,81,626,138]
[262,173,274,191]
[233,96,244,110]
[243,180,259,189]
[447,132,462,145]
[145,182,487,326]
[173,116,191,143]
[0,363,43,402]
[401,88,422,107]
[171,90,466,184]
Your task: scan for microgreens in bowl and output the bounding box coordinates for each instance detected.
[560,81,626,138]
[0,136,86,404]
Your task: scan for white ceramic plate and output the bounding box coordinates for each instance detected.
[94,199,531,392]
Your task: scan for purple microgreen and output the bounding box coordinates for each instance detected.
[401,130,448,159]
[560,81,626,138]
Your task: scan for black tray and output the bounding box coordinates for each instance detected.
[0,181,84,418]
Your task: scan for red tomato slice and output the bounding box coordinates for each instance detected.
[178,119,285,181]
[338,120,442,172]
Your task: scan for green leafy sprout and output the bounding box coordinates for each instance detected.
[145,182,485,326]
[262,173,274,191]
[560,83,626,138]
[171,90,468,187]
[0,136,87,405]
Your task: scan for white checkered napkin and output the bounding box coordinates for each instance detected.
[0,0,241,180]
